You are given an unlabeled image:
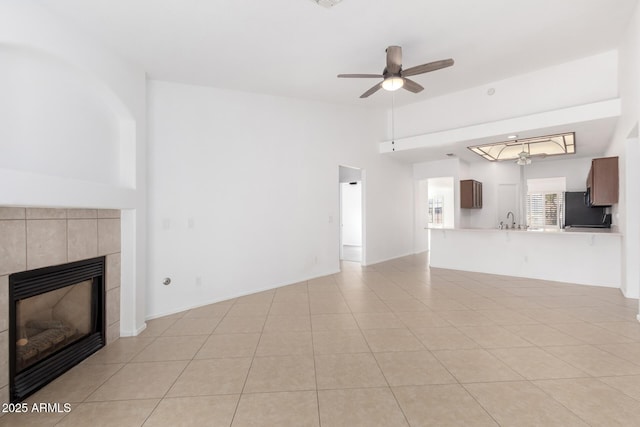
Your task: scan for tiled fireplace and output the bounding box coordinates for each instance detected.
[0,207,121,403]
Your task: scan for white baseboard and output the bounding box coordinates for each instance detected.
[120,322,147,337]
[363,251,415,266]
[145,267,341,321]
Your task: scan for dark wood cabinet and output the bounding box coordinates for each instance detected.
[461,179,483,209]
[586,156,618,206]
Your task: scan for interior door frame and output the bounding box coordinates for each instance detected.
[338,165,365,266]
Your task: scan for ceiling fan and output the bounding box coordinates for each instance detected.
[337,46,454,98]
[516,149,532,165]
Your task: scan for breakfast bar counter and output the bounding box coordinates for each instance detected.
[429,228,622,288]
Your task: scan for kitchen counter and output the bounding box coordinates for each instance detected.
[429,227,621,288]
[448,227,620,235]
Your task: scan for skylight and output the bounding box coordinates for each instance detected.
[468,133,576,162]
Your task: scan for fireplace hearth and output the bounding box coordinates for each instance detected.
[9,257,105,402]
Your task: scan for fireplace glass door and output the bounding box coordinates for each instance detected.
[9,257,105,402]
[15,280,93,373]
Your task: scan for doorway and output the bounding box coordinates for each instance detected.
[339,166,363,263]
[416,177,454,253]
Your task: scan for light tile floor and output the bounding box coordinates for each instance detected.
[3,253,640,426]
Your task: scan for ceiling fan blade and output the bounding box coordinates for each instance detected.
[337,74,384,78]
[360,82,383,98]
[402,58,454,77]
[402,78,424,93]
[386,46,402,74]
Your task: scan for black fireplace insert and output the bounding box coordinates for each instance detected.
[9,257,106,402]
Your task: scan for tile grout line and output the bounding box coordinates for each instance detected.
[133,313,205,426]
[12,253,639,425]
[355,268,424,427]
[305,278,323,427]
[227,288,274,426]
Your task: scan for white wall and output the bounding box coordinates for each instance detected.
[391,51,618,140]
[339,166,362,183]
[413,155,595,232]
[462,157,593,229]
[0,46,122,186]
[414,179,429,253]
[146,80,413,318]
[413,158,462,228]
[0,1,147,335]
[606,1,640,300]
[340,182,362,246]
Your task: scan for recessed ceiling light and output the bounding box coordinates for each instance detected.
[312,0,343,8]
[507,134,518,139]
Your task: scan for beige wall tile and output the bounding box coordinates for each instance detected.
[107,321,120,345]
[98,219,121,255]
[107,287,121,327]
[0,331,7,388]
[26,208,67,219]
[67,219,98,262]
[67,209,98,219]
[97,209,121,219]
[0,385,7,409]
[0,207,25,220]
[106,253,121,290]
[0,276,6,332]
[26,219,67,269]
[0,220,26,276]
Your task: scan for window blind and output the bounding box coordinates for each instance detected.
[526,192,564,229]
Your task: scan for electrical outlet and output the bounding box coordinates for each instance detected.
[188,217,195,229]
[195,276,202,286]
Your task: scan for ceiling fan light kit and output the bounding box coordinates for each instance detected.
[516,153,532,165]
[337,45,454,98]
[381,77,404,91]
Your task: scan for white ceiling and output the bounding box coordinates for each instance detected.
[388,116,620,164]
[40,0,638,108]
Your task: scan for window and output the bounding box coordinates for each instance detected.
[428,196,444,226]
[526,177,566,230]
[526,192,564,229]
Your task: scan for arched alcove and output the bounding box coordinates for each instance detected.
[0,43,135,187]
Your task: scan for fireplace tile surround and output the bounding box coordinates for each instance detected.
[0,207,121,404]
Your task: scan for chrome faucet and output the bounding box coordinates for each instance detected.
[507,211,515,228]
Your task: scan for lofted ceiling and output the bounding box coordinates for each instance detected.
[40,0,637,109]
[35,0,638,164]
[387,117,620,164]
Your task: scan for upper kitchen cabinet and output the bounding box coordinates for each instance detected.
[587,156,618,206]
[461,179,483,209]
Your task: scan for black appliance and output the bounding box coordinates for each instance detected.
[564,191,611,228]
